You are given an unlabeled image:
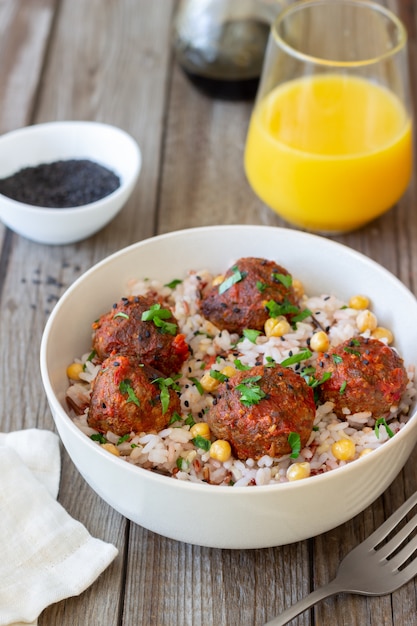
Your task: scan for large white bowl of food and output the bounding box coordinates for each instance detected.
[40,225,417,548]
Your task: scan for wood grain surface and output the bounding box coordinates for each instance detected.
[0,0,416,624]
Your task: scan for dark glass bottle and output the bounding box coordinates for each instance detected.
[173,0,280,101]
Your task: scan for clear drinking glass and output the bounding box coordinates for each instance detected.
[244,0,413,233]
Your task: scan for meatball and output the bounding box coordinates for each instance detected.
[206,364,316,460]
[88,354,181,436]
[314,336,408,418]
[200,257,298,334]
[92,294,189,375]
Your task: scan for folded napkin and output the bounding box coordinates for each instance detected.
[0,429,118,626]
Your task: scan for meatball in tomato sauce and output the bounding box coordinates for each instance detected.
[206,364,316,460]
[92,294,189,376]
[314,336,408,418]
[88,354,181,436]
[200,257,298,334]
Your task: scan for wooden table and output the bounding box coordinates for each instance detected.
[1,1,416,624]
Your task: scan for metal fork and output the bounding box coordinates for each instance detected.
[265,491,417,626]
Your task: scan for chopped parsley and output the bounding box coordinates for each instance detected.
[235,375,266,406]
[291,308,312,325]
[184,414,196,427]
[256,281,267,293]
[344,347,361,357]
[114,311,130,320]
[272,272,292,288]
[83,349,97,371]
[168,411,182,425]
[192,435,211,451]
[91,433,107,444]
[141,303,177,335]
[209,369,228,382]
[119,379,141,406]
[332,354,343,364]
[234,359,251,371]
[152,375,181,414]
[288,432,301,458]
[243,328,261,344]
[280,349,312,368]
[218,266,247,294]
[339,380,347,394]
[165,278,182,289]
[265,299,300,318]
[176,457,189,471]
[190,377,204,395]
[375,417,395,439]
[117,433,130,445]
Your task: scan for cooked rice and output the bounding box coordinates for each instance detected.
[66,267,416,487]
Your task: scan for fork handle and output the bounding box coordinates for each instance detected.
[264,580,342,626]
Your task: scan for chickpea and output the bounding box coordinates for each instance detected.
[210,440,232,462]
[286,462,311,481]
[66,362,84,380]
[190,422,211,440]
[349,295,370,310]
[310,330,330,353]
[199,372,220,393]
[356,309,378,333]
[101,442,120,456]
[371,327,394,345]
[264,316,291,338]
[331,438,356,461]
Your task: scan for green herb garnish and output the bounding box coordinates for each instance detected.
[176,457,189,470]
[273,273,292,288]
[119,379,141,406]
[234,359,251,371]
[288,432,301,459]
[192,435,211,451]
[332,354,343,364]
[218,266,246,294]
[114,311,129,320]
[243,328,261,344]
[152,375,181,414]
[165,279,182,289]
[339,380,347,394]
[236,375,266,406]
[184,414,196,427]
[209,369,228,382]
[190,377,204,395]
[91,433,107,444]
[168,411,182,425]
[280,349,312,368]
[256,281,267,293]
[375,417,395,439]
[291,308,312,325]
[141,303,177,335]
[83,349,97,371]
[117,433,130,445]
[265,299,300,318]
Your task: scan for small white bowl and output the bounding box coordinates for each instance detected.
[40,226,417,548]
[0,121,141,244]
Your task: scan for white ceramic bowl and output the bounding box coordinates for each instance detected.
[0,121,141,244]
[40,225,417,548]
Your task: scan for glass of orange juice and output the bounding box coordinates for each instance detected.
[244,0,413,233]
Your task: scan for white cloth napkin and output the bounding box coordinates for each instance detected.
[0,429,118,626]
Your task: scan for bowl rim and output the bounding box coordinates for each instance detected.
[0,120,142,213]
[40,224,417,495]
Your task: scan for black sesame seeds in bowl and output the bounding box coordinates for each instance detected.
[0,121,141,245]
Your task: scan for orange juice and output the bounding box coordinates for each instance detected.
[244,74,412,232]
